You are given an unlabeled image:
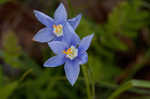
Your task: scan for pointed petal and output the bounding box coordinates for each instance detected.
[63,22,80,46]
[44,55,65,67]
[33,28,55,43]
[79,34,94,51]
[79,52,88,64]
[64,60,80,86]
[68,14,82,29]
[54,3,67,22]
[34,10,54,27]
[48,41,68,54]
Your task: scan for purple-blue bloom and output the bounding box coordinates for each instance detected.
[32,3,82,43]
[43,26,94,85]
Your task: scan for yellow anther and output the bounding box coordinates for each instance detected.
[53,25,57,28]
[53,24,63,37]
[53,25,62,32]
[58,25,62,29]
[63,48,72,55]
[63,46,78,60]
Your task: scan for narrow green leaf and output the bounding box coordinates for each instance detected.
[0,66,3,86]
[108,80,150,99]
[0,81,18,99]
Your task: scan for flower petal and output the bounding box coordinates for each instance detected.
[64,60,80,86]
[44,55,65,67]
[68,14,82,29]
[54,3,67,22]
[34,10,54,27]
[79,52,88,64]
[63,22,80,46]
[48,41,68,55]
[33,28,55,43]
[79,34,94,51]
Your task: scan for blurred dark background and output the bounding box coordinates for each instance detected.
[0,0,150,99]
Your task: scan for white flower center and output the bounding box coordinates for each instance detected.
[53,24,63,37]
[63,46,78,60]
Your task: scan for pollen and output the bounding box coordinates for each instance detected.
[63,48,72,55]
[63,46,78,60]
[53,24,63,37]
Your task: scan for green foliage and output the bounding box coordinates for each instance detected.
[88,55,121,83]
[21,71,59,99]
[2,31,22,68]
[0,0,9,4]
[106,1,148,37]
[108,80,150,99]
[101,0,149,51]
[76,0,150,98]
[0,65,18,99]
[0,82,18,99]
[0,66,3,86]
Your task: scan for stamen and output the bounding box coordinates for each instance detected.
[53,25,57,28]
[63,48,72,55]
[53,24,63,37]
[63,46,78,60]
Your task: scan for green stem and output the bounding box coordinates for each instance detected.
[91,74,95,99]
[66,0,74,17]
[19,69,32,81]
[88,64,95,99]
[82,66,92,99]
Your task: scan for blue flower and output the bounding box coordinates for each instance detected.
[32,3,82,43]
[43,26,94,85]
